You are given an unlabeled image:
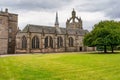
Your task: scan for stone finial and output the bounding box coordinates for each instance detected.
[5,8,8,13]
[72,8,76,22]
[72,8,76,18]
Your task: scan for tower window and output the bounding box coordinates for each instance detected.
[9,28,12,33]
[0,19,2,24]
[8,48,11,52]
[9,16,12,20]
[9,37,12,42]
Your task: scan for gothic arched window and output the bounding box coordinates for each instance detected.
[69,37,74,47]
[44,36,53,48]
[45,36,49,48]
[57,37,63,48]
[49,36,53,48]
[32,36,39,49]
[22,36,27,49]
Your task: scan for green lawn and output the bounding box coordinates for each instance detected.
[0,52,120,80]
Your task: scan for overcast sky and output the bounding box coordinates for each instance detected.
[0,0,120,31]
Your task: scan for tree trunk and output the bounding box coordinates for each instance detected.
[111,45,114,53]
[104,45,107,53]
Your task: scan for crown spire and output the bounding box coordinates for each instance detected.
[55,12,59,27]
[72,8,76,18]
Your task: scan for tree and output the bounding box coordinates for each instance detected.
[84,20,120,53]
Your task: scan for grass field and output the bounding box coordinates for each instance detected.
[0,52,120,80]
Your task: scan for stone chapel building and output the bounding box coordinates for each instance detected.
[16,9,95,53]
[0,9,95,54]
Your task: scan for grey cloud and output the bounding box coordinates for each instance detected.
[76,0,120,19]
[77,0,110,12]
[105,1,120,18]
[0,0,72,11]
[1,0,120,19]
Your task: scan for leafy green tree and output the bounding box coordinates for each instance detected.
[84,20,120,53]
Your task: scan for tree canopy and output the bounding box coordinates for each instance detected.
[84,20,120,53]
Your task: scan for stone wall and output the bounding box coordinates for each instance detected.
[0,12,8,54]
[16,32,95,53]
[8,13,18,54]
[0,9,18,54]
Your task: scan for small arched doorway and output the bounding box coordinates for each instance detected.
[80,47,82,51]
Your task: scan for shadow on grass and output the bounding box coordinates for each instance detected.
[88,51,120,54]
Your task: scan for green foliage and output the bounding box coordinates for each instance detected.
[84,33,94,46]
[1,53,120,80]
[84,20,120,53]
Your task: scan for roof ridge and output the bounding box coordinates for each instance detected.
[27,24,54,28]
[26,24,65,29]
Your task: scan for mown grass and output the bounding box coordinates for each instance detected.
[0,52,120,80]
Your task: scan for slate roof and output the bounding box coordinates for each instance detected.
[21,24,88,35]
